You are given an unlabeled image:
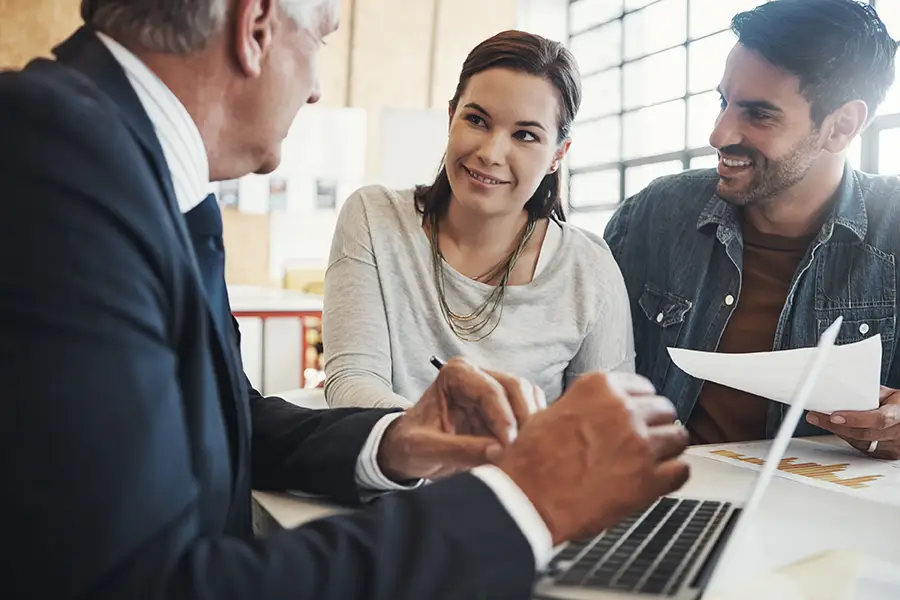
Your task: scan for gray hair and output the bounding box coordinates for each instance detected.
[81,0,328,54]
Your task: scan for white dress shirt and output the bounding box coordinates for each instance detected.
[95,31,553,570]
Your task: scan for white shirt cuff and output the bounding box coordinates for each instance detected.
[471,464,554,571]
[355,412,424,491]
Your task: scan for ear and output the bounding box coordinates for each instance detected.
[822,100,868,154]
[547,139,572,174]
[233,0,279,78]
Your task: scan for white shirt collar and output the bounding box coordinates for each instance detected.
[96,31,211,214]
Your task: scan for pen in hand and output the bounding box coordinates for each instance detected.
[430,355,445,370]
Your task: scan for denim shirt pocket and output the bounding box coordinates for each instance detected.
[815,315,894,381]
[638,284,693,388]
[814,243,897,380]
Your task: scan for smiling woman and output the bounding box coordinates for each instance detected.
[322,30,636,410]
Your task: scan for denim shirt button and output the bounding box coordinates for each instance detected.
[859,323,870,335]
[725,294,735,306]
[656,313,664,323]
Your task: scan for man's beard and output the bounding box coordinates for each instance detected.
[716,133,820,207]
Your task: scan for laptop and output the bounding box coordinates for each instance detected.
[532,316,844,600]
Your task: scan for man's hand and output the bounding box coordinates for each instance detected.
[377,358,546,482]
[806,385,900,460]
[497,372,690,546]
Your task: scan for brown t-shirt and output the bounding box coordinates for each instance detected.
[687,220,817,445]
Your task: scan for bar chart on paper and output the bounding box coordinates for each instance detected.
[689,438,900,506]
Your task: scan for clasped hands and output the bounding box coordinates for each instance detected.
[377,359,691,544]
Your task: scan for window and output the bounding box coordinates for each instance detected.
[876,0,900,116]
[566,0,900,223]
[569,169,620,208]
[625,160,683,196]
[878,128,900,174]
[623,0,686,60]
[568,208,619,237]
[623,47,685,109]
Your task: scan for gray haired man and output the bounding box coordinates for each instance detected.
[0,1,689,598]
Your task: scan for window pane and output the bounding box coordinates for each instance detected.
[687,91,720,149]
[569,0,623,34]
[569,116,621,168]
[623,100,686,159]
[570,20,622,74]
[625,160,684,196]
[623,47,686,109]
[874,0,900,115]
[691,154,719,169]
[623,0,687,61]
[878,128,900,174]
[624,0,657,9]
[876,0,900,39]
[688,0,765,39]
[569,208,619,237]
[877,62,900,116]
[848,135,862,171]
[688,31,735,94]
[579,69,622,120]
[569,169,621,208]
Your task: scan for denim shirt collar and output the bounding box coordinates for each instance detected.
[696,162,867,244]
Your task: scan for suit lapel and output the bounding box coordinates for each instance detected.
[53,28,199,276]
[53,27,251,491]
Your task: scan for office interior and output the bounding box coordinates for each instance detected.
[6,2,900,596]
[3,0,899,396]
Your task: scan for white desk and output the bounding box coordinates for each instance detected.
[252,436,900,597]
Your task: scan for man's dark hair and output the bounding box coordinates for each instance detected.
[732,0,898,126]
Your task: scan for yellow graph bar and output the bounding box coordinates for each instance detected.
[710,450,885,489]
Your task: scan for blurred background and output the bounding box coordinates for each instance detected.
[3,0,899,395]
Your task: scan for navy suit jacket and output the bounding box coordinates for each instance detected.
[0,27,534,599]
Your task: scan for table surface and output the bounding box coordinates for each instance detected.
[252,436,900,597]
[229,285,323,312]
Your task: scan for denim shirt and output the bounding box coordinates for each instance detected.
[604,164,900,438]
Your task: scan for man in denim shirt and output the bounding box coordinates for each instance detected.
[606,0,900,460]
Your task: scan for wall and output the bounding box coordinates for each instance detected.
[347,0,521,177]
[0,0,81,68]
[0,0,534,287]
[230,0,527,287]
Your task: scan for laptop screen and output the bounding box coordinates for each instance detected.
[702,316,843,594]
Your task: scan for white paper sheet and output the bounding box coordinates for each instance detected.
[668,335,882,414]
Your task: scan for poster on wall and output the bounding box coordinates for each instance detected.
[315,179,338,210]
[268,177,288,212]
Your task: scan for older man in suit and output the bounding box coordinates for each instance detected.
[0,1,690,598]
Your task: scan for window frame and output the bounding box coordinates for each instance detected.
[564,0,900,222]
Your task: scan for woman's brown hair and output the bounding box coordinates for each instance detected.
[414,29,582,223]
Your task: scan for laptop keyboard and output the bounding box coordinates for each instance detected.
[547,497,731,596]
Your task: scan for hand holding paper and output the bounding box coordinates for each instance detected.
[667,335,882,414]
[807,385,900,460]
